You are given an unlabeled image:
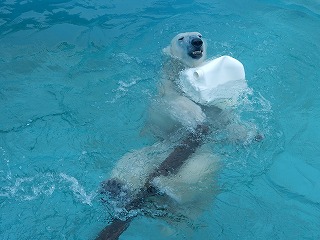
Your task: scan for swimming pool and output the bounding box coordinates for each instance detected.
[1,0,320,239]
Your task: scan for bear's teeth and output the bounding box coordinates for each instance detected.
[193,51,202,55]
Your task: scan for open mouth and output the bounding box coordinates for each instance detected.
[189,49,203,59]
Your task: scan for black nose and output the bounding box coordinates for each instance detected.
[191,38,203,47]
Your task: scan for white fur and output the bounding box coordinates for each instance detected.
[152,147,219,204]
[147,32,209,135]
[163,32,207,67]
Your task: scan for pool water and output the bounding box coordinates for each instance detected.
[1,0,320,239]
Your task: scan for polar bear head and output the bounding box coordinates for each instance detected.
[164,32,207,67]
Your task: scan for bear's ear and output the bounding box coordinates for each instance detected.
[162,46,171,56]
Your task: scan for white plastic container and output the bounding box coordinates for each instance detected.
[179,55,247,107]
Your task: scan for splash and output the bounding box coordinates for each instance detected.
[0,169,96,205]
[0,173,55,201]
[59,173,96,205]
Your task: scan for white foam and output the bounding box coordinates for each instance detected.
[0,173,57,201]
[59,173,96,205]
[0,171,97,204]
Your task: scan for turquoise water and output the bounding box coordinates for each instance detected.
[1,0,320,239]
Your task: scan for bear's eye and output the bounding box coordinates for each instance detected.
[198,35,202,38]
[178,37,184,41]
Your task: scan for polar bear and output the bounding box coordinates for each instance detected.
[97,33,262,240]
[102,32,223,225]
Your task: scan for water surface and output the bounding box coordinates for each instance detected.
[1,0,320,239]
